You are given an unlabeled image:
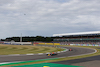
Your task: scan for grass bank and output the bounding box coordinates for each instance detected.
[0,44,63,55]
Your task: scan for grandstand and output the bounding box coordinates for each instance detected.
[53,31,100,45]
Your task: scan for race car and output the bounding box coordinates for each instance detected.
[69,49,73,51]
[46,52,57,56]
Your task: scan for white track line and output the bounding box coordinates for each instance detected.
[38,53,43,55]
[26,54,34,55]
[0,61,23,64]
[57,52,61,53]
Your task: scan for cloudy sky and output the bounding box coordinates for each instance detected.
[0,0,100,39]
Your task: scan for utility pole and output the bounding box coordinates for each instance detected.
[20,33,22,45]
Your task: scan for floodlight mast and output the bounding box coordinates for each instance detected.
[20,33,22,45]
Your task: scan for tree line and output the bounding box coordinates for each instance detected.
[1,36,59,42]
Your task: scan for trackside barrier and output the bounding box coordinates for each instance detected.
[11,42,32,45]
[70,44,100,46]
[33,43,60,45]
[0,42,32,45]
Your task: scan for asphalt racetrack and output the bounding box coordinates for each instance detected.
[0,45,95,63]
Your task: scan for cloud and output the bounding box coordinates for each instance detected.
[0,0,100,38]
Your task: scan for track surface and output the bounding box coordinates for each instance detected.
[52,55,100,67]
[0,45,95,63]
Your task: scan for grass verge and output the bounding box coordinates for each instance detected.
[0,44,63,55]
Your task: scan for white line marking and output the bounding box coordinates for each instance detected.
[38,53,43,55]
[0,61,23,65]
[46,53,50,54]
[26,54,34,55]
[57,52,61,53]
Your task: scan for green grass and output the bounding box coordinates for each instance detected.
[0,44,63,55]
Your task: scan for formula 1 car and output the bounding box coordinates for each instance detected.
[46,52,57,56]
[69,49,73,51]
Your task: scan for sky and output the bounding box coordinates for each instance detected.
[0,0,100,39]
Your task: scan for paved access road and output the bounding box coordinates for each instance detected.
[0,46,95,63]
